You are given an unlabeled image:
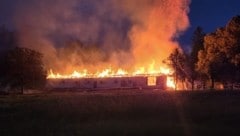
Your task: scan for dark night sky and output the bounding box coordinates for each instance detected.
[0,0,240,49]
[180,0,240,49]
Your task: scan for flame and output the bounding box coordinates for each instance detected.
[47,61,176,89]
[167,76,176,89]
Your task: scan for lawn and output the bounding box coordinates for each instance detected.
[1,90,240,136]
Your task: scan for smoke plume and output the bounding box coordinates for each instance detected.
[12,0,191,73]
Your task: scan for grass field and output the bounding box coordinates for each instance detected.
[1,90,240,136]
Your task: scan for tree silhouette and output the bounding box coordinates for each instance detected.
[189,26,205,90]
[197,16,240,89]
[2,47,46,93]
[166,48,187,90]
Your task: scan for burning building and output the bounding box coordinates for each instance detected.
[46,67,175,90]
[10,0,190,91]
[47,75,167,90]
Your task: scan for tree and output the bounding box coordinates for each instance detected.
[166,48,187,90]
[196,16,240,89]
[189,27,205,90]
[224,16,240,84]
[1,47,47,93]
[191,27,205,61]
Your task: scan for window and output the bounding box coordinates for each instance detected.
[148,76,157,86]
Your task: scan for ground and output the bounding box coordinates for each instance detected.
[1,90,240,136]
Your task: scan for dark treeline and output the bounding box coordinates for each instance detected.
[167,15,240,90]
[0,25,46,94]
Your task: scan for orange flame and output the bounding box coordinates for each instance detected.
[47,61,176,89]
[166,76,175,89]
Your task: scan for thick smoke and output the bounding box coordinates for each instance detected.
[13,0,190,73]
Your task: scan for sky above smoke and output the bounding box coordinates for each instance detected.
[1,0,191,73]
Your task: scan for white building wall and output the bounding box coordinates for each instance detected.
[47,76,166,90]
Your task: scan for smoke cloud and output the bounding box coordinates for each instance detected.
[12,0,191,73]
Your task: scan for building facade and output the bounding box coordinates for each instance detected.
[47,75,167,90]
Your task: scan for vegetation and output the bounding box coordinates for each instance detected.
[197,16,240,89]
[1,90,240,136]
[167,15,240,90]
[0,47,47,93]
[0,26,47,93]
[165,48,187,90]
[189,27,205,90]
